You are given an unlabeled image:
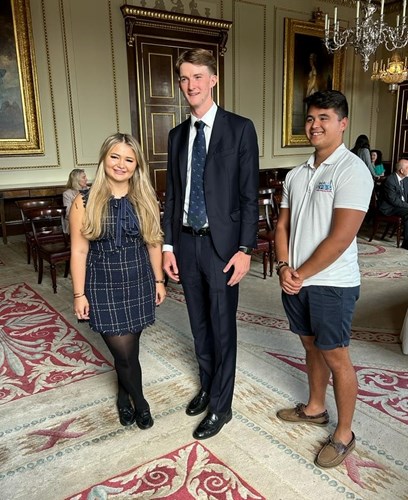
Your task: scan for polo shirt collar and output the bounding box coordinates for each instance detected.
[305,143,347,169]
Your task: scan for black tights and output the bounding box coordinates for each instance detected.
[102,331,148,412]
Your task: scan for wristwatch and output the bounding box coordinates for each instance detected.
[238,246,253,255]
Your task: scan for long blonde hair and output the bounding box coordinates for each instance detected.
[82,133,162,246]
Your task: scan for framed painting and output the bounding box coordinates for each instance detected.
[0,0,44,155]
[282,18,344,147]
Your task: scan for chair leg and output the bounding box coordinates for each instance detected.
[64,260,70,278]
[32,247,38,272]
[269,247,274,276]
[50,263,57,293]
[369,220,380,242]
[381,223,391,240]
[25,239,31,264]
[396,225,401,248]
[38,258,43,284]
[262,251,268,279]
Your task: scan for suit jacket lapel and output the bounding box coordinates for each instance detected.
[207,108,224,160]
[178,120,190,196]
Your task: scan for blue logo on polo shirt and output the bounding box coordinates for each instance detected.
[316,180,333,192]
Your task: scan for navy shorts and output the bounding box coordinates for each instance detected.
[282,285,360,350]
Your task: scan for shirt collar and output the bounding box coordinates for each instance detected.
[190,102,218,130]
[305,143,347,169]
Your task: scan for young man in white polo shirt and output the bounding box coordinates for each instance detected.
[275,90,373,468]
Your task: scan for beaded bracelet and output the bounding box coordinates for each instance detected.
[155,280,165,284]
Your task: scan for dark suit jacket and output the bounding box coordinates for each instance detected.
[379,173,408,215]
[163,107,259,262]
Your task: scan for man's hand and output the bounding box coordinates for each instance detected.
[279,266,303,294]
[163,251,180,282]
[223,251,251,286]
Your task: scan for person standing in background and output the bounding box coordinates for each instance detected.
[162,48,259,440]
[275,91,373,468]
[70,133,166,429]
[351,134,376,177]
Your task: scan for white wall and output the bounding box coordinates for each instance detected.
[0,0,398,186]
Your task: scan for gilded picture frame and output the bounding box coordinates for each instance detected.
[0,0,44,155]
[283,18,344,147]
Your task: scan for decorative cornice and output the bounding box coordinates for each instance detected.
[121,5,232,31]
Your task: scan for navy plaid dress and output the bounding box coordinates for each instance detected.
[84,196,155,336]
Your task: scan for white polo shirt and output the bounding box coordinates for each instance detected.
[281,143,373,287]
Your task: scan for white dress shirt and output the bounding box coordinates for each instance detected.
[163,102,217,253]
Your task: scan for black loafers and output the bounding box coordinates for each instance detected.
[186,389,210,416]
[135,408,154,430]
[193,410,232,440]
[117,405,136,426]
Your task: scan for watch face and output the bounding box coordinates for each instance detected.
[239,246,252,254]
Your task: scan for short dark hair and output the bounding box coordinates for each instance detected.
[304,90,348,120]
[175,48,217,76]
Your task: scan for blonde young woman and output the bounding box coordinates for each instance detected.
[70,133,166,429]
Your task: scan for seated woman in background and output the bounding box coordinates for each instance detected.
[63,169,88,232]
[371,149,385,177]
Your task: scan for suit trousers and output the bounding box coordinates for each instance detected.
[178,230,239,415]
[382,206,408,240]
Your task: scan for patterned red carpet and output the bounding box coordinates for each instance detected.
[0,236,407,499]
[67,441,265,499]
[0,282,112,404]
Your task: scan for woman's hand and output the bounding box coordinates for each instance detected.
[155,283,166,305]
[73,295,90,320]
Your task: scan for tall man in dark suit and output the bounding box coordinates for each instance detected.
[163,48,259,440]
[379,158,408,249]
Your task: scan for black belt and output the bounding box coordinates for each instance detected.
[182,226,211,236]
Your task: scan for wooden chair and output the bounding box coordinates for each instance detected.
[16,199,58,270]
[29,207,71,293]
[253,198,275,278]
[259,187,281,223]
[258,187,273,200]
[368,189,403,247]
[272,192,282,218]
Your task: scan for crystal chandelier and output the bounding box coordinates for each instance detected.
[371,52,408,92]
[324,0,408,71]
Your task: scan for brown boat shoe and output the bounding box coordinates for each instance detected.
[276,403,329,426]
[315,432,356,468]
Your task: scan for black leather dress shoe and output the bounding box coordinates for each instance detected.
[135,409,154,430]
[186,390,210,416]
[193,410,232,440]
[117,405,136,426]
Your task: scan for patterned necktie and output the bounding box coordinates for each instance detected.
[401,180,406,201]
[187,121,207,231]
